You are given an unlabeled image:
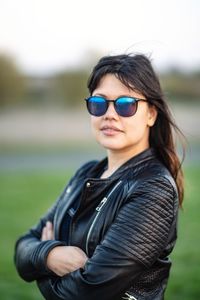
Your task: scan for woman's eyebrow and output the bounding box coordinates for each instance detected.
[92,93,107,97]
[93,93,131,98]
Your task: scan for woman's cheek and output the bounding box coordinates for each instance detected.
[90,117,100,138]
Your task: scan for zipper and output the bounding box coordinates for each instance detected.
[122,292,137,300]
[86,180,122,255]
[96,197,107,211]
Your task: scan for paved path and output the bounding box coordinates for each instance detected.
[0,104,199,170]
[0,104,200,144]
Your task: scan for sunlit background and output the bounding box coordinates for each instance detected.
[0,0,200,299]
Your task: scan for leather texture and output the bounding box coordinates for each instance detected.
[14,148,179,300]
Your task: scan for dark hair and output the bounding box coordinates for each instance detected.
[87,53,185,206]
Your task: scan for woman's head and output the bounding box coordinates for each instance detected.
[87,73,157,159]
[87,53,184,206]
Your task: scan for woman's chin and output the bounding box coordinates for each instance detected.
[98,141,125,151]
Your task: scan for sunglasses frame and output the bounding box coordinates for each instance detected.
[85,95,147,117]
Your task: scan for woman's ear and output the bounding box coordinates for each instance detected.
[147,105,158,127]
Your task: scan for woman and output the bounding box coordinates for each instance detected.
[14,53,184,300]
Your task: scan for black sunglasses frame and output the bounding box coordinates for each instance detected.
[85,96,147,117]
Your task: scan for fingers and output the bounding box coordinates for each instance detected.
[41,226,48,241]
[46,221,54,239]
[66,246,88,270]
[72,246,88,264]
[41,221,54,241]
[46,246,88,276]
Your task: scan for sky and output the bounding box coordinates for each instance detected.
[0,0,200,74]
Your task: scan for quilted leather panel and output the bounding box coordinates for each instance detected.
[101,176,176,267]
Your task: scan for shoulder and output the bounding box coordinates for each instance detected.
[126,157,178,202]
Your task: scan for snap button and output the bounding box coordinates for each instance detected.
[86,182,91,187]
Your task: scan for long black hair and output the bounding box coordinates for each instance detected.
[87,53,185,206]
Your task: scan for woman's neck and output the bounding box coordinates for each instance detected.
[101,145,149,179]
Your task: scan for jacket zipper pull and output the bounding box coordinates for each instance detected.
[122,292,137,300]
[96,197,107,212]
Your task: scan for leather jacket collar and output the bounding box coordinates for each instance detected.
[88,147,156,180]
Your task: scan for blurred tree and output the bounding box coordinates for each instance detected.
[0,54,25,107]
[160,69,200,101]
[25,75,53,106]
[54,70,89,107]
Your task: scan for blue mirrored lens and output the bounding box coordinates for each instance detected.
[115,97,137,117]
[87,96,107,116]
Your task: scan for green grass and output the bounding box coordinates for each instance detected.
[165,166,200,299]
[0,166,200,299]
[0,170,72,300]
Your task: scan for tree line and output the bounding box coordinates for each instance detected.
[0,54,199,108]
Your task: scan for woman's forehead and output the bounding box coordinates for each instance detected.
[93,74,144,99]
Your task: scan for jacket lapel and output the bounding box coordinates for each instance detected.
[54,179,85,239]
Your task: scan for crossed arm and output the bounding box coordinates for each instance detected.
[41,221,88,276]
[15,176,176,300]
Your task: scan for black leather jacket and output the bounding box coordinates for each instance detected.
[14,148,179,300]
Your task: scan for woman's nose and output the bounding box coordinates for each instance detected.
[103,102,119,119]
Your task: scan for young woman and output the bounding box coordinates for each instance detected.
[14,53,184,300]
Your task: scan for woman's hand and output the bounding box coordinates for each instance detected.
[46,246,88,276]
[41,221,54,241]
[41,221,88,276]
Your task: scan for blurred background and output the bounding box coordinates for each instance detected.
[0,0,200,299]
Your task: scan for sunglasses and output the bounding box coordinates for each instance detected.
[85,96,147,117]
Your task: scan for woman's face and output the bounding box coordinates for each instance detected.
[90,74,157,156]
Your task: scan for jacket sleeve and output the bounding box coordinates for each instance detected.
[14,161,98,282]
[37,176,178,300]
[14,187,67,282]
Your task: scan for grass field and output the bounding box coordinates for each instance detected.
[0,165,200,299]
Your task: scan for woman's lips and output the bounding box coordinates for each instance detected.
[100,126,123,136]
